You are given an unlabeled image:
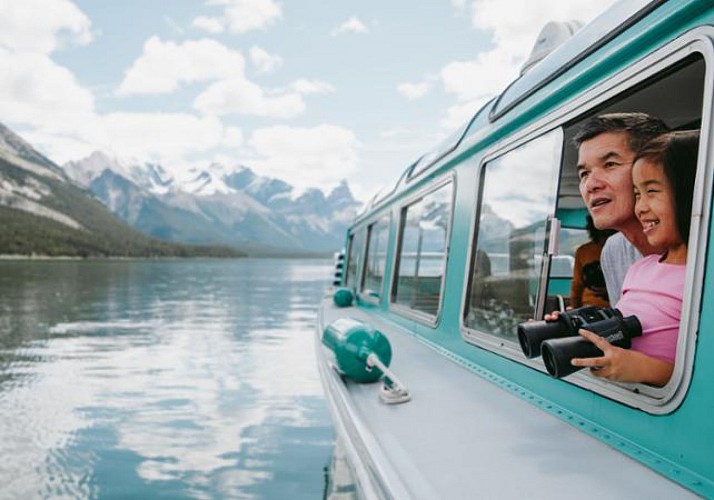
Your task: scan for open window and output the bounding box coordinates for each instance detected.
[391,178,453,323]
[462,32,711,412]
[556,51,708,409]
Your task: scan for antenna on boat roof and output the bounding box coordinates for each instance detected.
[520,20,583,75]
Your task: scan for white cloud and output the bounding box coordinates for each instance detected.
[397,81,431,100]
[248,125,359,191]
[0,0,93,54]
[249,45,283,73]
[437,0,617,130]
[222,126,244,148]
[117,37,245,95]
[330,16,369,36]
[194,79,305,118]
[466,0,613,59]
[192,16,225,34]
[0,48,95,132]
[290,79,335,95]
[16,110,236,169]
[21,129,99,166]
[99,112,227,164]
[194,0,282,34]
[440,49,515,103]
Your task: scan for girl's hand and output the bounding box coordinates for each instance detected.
[571,328,674,386]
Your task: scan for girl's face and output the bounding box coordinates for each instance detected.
[633,158,686,263]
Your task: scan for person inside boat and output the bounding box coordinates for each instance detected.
[574,113,670,303]
[572,131,699,386]
[569,215,614,308]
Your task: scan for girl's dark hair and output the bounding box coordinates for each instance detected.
[634,130,700,243]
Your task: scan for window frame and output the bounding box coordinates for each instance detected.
[358,212,392,304]
[344,225,368,292]
[389,173,456,327]
[459,27,714,414]
[461,127,565,353]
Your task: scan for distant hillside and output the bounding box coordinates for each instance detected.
[0,126,244,258]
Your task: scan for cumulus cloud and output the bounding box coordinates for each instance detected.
[192,16,225,34]
[465,0,612,60]
[438,0,617,129]
[194,79,305,118]
[248,125,359,191]
[249,45,283,73]
[117,37,245,95]
[193,0,282,34]
[330,16,369,36]
[0,48,95,132]
[99,112,228,163]
[290,79,335,95]
[222,126,244,148]
[397,81,431,100]
[0,2,252,173]
[0,0,93,54]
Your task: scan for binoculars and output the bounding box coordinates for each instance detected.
[517,306,642,378]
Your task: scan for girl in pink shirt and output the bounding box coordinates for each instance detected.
[573,130,699,386]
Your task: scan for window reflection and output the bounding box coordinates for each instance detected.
[362,216,390,299]
[393,182,452,317]
[345,229,365,289]
[465,130,562,340]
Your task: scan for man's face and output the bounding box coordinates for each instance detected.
[577,131,637,231]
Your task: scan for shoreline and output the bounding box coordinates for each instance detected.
[0,254,333,261]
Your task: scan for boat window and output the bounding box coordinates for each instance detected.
[361,215,391,300]
[344,228,365,289]
[392,180,453,319]
[461,38,709,411]
[555,52,707,407]
[464,129,562,342]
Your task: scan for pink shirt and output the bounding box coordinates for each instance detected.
[616,254,685,363]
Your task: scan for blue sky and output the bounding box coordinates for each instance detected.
[0,0,614,200]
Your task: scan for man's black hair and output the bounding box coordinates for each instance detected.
[573,112,670,152]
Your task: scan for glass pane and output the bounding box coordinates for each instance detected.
[465,130,562,341]
[362,216,390,298]
[345,229,365,289]
[393,182,452,317]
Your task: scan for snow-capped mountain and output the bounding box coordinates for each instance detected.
[64,151,361,253]
[0,122,240,257]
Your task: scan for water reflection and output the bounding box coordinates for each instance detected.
[0,259,334,499]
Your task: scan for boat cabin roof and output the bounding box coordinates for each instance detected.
[363,0,666,217]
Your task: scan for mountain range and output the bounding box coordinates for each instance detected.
[0,123,243,258]
[0,122,360,257]
[63,150,359,254]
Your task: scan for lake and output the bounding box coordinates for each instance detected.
[0,258,337,499]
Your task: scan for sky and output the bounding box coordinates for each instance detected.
[0,0,616,201]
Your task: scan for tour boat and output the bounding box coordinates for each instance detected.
[317,0,714,497]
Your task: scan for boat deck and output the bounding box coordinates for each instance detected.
[317,298,698,499]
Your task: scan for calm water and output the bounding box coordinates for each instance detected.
[0,259,335,499]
